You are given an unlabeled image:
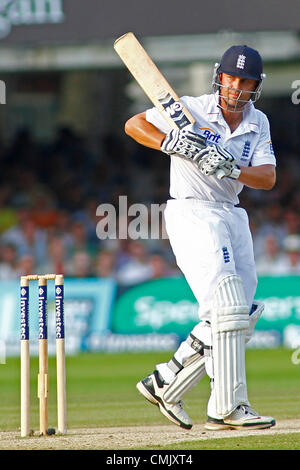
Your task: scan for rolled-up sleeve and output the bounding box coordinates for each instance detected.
[145,107,172,134]
[251,114,276,167]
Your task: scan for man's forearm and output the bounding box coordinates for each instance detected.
[238,164,276,190]
[125,112,165,150]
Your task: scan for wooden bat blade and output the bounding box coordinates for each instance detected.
[114,32,226,180]
[114,32,195,130]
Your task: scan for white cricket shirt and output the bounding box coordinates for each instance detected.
[146,93,276,205]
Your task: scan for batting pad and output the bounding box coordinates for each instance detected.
[212,275,250,417]
[163,354,206,403]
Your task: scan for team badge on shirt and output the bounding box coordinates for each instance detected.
[222,246,230,264]
[241,140,251,162]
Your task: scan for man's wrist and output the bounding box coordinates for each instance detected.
[230,165,241,180]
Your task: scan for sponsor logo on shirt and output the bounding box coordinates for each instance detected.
[199,128,221,143]
[267,141,275,155]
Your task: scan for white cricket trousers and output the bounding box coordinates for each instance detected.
[164,198,257,320]
[157,198,258,418]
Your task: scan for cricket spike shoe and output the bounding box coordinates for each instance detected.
[205,405,276,430]
[136,370,193,429]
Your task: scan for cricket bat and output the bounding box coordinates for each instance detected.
[114,32,195,130]
[114,32,225,178]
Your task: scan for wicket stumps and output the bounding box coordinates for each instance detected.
[20,274,67,437]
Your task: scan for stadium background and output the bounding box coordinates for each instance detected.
[0,0,300,357]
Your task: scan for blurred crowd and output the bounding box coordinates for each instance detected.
[0,125,300,286]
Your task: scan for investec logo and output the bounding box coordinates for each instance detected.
[20,287,29,340]
[55,286,64,338]
[0,0,64,39]
[38,287,47,339]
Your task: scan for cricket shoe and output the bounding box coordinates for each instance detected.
[205,405,276,430]
[136,370,193,429]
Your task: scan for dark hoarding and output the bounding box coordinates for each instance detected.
[0,0,299,46]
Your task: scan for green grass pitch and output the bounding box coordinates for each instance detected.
[0,348,299,449]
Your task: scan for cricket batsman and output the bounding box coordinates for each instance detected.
[125,45,276,430]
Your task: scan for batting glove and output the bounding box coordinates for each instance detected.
[161,129,207,159]
[217,160,241,180]
[196,144,241,179]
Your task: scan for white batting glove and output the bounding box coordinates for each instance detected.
[161,129,207,159]
[217,160,241,180]
[196,144,241,180]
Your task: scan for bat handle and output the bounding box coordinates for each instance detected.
[216,168,226,180]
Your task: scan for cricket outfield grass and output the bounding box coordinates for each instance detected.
[0,348,299,450]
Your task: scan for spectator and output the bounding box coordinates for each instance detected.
[30,191,59,229]
[73,198,101,244]
[95,250,116,279]
[284,210,300,236]
[0,186,18,234]
[67,251,92,278]
[148,253,175,279]
[48,209,74,251]
[68,221,97,257]
[0,243,19,279]
[255,234,285,275]
[116,240,153,286]
[1,214,47,267]
[275,234,300,274]
[253,202,286,259]
[17,254,36,277]
[38,236,67,275]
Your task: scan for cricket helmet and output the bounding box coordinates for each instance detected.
[212,45,266,112]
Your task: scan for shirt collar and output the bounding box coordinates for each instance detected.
[206,93,259,134]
